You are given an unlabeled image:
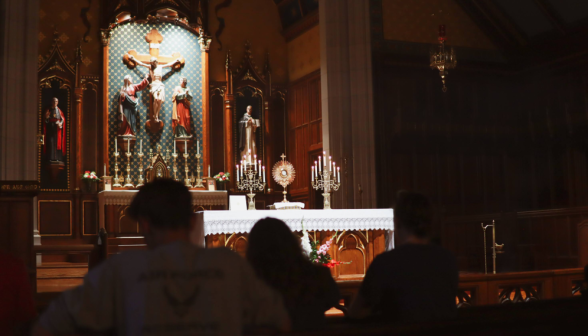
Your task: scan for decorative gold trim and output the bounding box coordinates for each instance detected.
[242,70,257,82]
[38,200,73,236]
[47,60,66,73]
[82,200,98,236]
[118,205,139,234]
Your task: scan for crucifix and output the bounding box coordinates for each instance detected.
[123,28,185,133]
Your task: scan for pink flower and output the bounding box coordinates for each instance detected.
[85,171,90,173]
[219,172,224,176]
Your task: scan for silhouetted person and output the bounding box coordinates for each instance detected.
[348,191,458,322]
[33,179,289,336]
[0,251,36,336]
[247,218,340,331]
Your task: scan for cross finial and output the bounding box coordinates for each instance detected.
[280,153,286,161]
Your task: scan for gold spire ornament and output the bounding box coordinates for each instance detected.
[272,153,296,203]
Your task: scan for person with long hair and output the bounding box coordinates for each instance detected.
[247,218,340,331]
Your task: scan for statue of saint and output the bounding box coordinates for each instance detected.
[172,77,193,137]
[128,55,180,123]
[238,105,259,161]
[118,74,150,136]
[43,97,66,162]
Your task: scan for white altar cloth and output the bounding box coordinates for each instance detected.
[98,190,228,229]
[194,209,394,238]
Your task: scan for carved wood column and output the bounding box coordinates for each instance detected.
[319,0,377,209]
[224,52,235,190]
[264,58,273,191]
[75,87,84,190]
[0,0,39,180]
[100,29,111,175]
[199,34,212,177]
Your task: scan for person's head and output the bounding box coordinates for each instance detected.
[150,56,158,68]
[123,75,133,88]
[180,77,187,87]
[246,105,252,115]
[129,179,193,248]
[393,191,433,246]
[247,217,317,304]
[51,97,58,108]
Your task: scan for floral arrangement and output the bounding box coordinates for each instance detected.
[300,218,351,268]
[82,171,100,181]
[213,172,230,182]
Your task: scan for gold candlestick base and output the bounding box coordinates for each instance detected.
[247,193,256,210]
[322,193,331,210]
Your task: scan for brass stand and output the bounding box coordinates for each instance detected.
[137,151,145,187]
[172,151,179,181]
[113,150,122,188]
[124,149,134,188]
[237,163,265,210]
[481,220,504,274]
[183,153,192,188]
[194,153,204,188]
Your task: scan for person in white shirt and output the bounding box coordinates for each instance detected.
[33,179,290,336]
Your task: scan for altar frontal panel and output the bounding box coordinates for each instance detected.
[107,23,203,176]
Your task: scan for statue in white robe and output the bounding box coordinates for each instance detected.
[238,105,259,162]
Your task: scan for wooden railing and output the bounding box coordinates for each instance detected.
[336,268,585,308]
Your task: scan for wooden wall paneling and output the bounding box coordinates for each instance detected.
[0,195,35,268]
[210,85,226,174]
[82,200,98,235]
[81,77,100,174]
[38,200,72,236]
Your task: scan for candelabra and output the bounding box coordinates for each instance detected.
[183,152,192,188]
[430,24,457,93]
[194,153,204,188]
[124,148,134,188]
[481,220,504,274]
[172,151,179,181]
[113,149,122,188]
[237,157,266,210]
[311,151,340,210]
[137,150,145,187]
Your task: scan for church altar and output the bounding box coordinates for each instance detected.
[191,209,394,279]
[98,190,228,234]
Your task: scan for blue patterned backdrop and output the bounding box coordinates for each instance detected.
[108,23,203,181]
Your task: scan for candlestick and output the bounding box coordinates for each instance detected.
[137,150,145,187]
[183,152,192,187]
[127,138,130,152]
[312,157,341,210]
[184,140,187,155]
[329,156,332,171]
[258,160,261,177]
[236,160,265,210]
[172,151,179,181]
[197,140,200,155]
[263,166,265,183]
[113,148,122,188]
[318,156,322,172]
[323,151,326,168]
[236,165,240,182]
[140,139,142,153]
[337,167,340,183]
[194,153,204,188]
[174,141,176,154]
[254,155,257,171]
[124,146,134,188]
[115,137,117,152]
[208,165,211,177]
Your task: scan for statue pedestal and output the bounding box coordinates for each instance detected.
[175,137,193,153]
[145,119,164,133]
[117,135,136,152]
[47,161,65,181]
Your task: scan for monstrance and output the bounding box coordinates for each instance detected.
[272,154,296,203]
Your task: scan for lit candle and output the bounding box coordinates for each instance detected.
[262,166,265,182]
[258,160,261,177]
[329,156,332,171]
[115,137,117,152]
[140,139,142,153]
[337,167,340,183]
[104,164,106,177]
[314,161,318,177]
[184,140,187,155]
[254,155,257,171]
[311,166,314,181]
[197,140,200,155]
[174,141,176,154]
[318,156,322,172]
[236,165,240,181]
[248,149,251,164]
[332,161,336,173]
[127,138,130,152]
[208,165,211,177]
[323,151,327,168]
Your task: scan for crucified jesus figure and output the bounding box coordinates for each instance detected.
[128,54,180,123]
